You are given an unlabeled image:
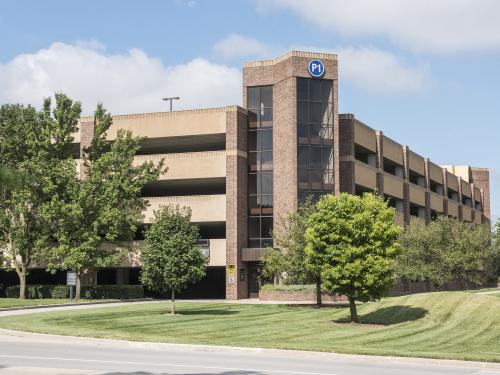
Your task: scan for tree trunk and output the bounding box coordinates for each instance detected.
[315,276,322,307]
[171,289,176,315]
[18,271,26,300]
[75,272,81,300]
[348,296,359,323]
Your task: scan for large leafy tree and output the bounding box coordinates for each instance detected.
[305,193,401,323]
[397,216,496,290]
[260,198,324,305]
[44,104,163,299]
[140,205,207,314]
[0,95,81,298]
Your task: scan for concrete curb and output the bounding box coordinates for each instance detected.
[1,328,499,370]
[0,298,153,312]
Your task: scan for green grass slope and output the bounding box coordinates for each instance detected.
[0,291,499,362]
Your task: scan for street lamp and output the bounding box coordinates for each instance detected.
[162,97,180,112]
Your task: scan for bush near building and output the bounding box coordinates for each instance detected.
[396,216,498,290]
[4,284,143,299]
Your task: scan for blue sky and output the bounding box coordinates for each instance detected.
[1,0,499,219]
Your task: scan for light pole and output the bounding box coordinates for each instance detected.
[162,97,180,112]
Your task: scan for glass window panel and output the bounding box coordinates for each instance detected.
[248,131,257,151]
[322,147,333,170]
[310,169,322,190]
[297,125,309,144]
[298,168,309,189]
[324,169,334,190]
[309,79,321,101]
[248,174,258,195]
[310,148,322,169]
[248,87,260,110]
[261,108,273,123]
[310,124,322,145]
[260,86,273,108]
[309,102,322,124]
[297,78,308,101]
[248,196,260,215]
[298,190,310,204]
[260,195,273,209]
[262,238,273,248]
[297,146,309,168]
[261,173,273,195]
[248,217,260,238]
[248,239,261,248]
[321,103,333,125]
[259,129,273,151]
[261,217,273,239]
[260,151,273,171]
[297,102,308,123]
[248,152,257,172]
[321,81,333,103]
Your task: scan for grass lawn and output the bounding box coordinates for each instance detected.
[0,299,106,309]
[0,291,499,362]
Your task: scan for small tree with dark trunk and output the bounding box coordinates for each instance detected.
[305,193,401,323]
[140,205,207,314]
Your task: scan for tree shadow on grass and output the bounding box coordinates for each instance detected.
[334,306,428,326]
[174,309,238,316]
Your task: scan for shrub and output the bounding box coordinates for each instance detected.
[80,285,144,299]
[261,284,317,292]
[4,284,143,299]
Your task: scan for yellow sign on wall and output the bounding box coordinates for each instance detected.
[228,265,236,284]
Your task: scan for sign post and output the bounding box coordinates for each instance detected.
[66,270,77,301]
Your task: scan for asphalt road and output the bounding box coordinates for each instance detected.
[1,328,500,375]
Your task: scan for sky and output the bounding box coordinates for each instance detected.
[0,0,499,219]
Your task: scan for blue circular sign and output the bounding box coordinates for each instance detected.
[308,59,325,78]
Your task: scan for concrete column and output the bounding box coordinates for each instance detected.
[424,158,431,223]
[457,177,464,220]
[225,108,248,300]
[375,130,384,196]
[402,146,410,225]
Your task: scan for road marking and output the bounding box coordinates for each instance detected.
[0,354,337,375]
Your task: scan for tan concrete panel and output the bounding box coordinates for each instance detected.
[354,122,377,152]
[207,239,226,266]
[242,248,267,262]
[462,206,472,222]
[430,192,444,212]
[93,109,228,141]
[409,185,426,207]
[134,151,226,180]
[461,180,472,197]
[408,151,425,176]
[108,239,226,267]
[354,161,377,190]
[448,200,459,217]
[383,136,403,164]
[143,195,226,223]
[428,162,443,184]
[447,171,459,192]
[474,186,482,202]
[384,173,404,199]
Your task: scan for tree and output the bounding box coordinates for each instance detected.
[260,198,324,305]
[140,205,207,314]
[305,193,401,323]
[0,95,81,298]
[43,104,163,299]
[397,216,496,290]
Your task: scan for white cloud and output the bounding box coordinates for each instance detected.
[213,34,274,59]
[261,0,500,53]
[0,42,242,115]
[337,47,429,92]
